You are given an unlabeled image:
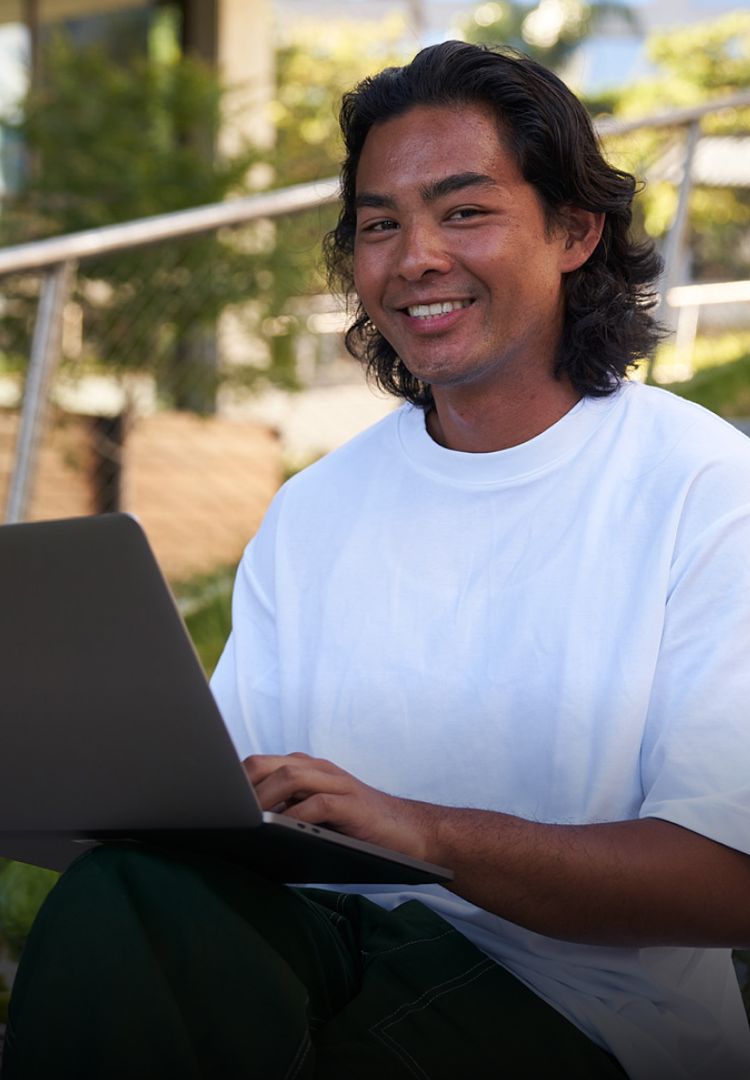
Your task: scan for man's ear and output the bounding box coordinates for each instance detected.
[559,207,605,273]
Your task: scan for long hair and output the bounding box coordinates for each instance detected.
[323,41,664,405]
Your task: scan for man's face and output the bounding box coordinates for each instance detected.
[352,103,577,398]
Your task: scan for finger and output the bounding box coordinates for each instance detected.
[253,762,353,813]
[281,791,349,828]
[242,753,311,785]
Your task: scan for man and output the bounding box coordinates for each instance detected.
[4,41,750,1080]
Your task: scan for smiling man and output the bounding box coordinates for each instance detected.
[5,41,750,1080]
[350,103,599,450]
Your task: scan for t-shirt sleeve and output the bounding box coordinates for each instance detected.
[209,488,286,761]
[639,489,750,856]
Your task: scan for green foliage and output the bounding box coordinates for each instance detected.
[3,33,255,235]
[0,859,58,961]
[0,31,289,409]
[263,19,409,350]
[177,566,236,677]
[655,330,750,416]
[0,18,413,403]
[658,329,750,374]
[646,12,750,99]
[604,12,750,281]
[462,0,638,73]
[663,353,750,417]
[600,9,750,116]
[271,16,407,187]
[184,593,233,677]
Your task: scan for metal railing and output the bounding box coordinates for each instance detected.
[599,90,750,341]
[664,279,750,381]
[0,179,340,276]
[0,177,338,528]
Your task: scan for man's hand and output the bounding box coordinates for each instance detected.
[242,752,438,863]
[243,753,750,948]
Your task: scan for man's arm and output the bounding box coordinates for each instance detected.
[244,752,750,948]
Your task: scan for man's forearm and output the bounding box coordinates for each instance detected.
[244,753,750,949]
[421,807,750,947]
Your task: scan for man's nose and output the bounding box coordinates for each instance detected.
[395,222,453,280]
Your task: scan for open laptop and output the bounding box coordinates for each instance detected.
[0,513,451,885]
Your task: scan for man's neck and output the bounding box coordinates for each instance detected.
[427,378,582,454]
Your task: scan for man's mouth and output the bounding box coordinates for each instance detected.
[405,299,473,319]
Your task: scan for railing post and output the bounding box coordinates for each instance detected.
[4,259,77,524]
[648,120,701,383]
[660,121,701,303]
[673,303,700,380]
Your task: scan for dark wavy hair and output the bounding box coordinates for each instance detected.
[323,40,664,404]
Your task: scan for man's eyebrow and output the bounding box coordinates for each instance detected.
[421,172,499,201]
[355,192,396,210]
[355,172,499,211]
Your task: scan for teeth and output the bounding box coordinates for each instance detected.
[407,300,471,318]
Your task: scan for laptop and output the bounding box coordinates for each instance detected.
[0,513,452,885]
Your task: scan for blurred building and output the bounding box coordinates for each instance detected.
[0,0,275,197]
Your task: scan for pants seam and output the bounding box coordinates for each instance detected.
[373,956,495,1030]
[284,1028,312,1080]
[369,957,497,1078]
[360,927,457,966]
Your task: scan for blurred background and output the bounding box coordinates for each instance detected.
[1,0,749,1029]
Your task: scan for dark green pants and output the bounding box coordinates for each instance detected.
[2,845,626,1079]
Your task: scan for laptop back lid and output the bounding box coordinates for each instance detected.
[0,514,452,885]
[0,514,262,849]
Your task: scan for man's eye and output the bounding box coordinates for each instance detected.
[448,207,483,221]
[363,218,399,232]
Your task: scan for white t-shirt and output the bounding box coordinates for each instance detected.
[211,380,750,1079]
